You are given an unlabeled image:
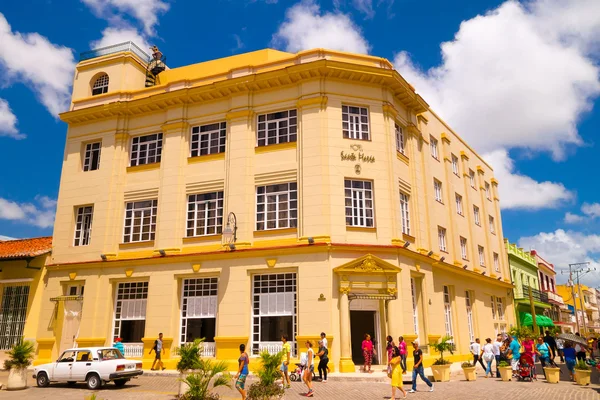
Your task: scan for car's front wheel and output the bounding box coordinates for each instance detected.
[114,379,128,387]
[36,372,50,387]
[86,373,102,390]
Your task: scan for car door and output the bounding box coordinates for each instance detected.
[53,350,77,380]
[70,350,93,381]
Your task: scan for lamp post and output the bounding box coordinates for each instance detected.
[222,212,237,247]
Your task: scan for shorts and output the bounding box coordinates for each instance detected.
[235,373,247,390]
[511,357,520,371]
[566,359,576,373]
[155,351,162,360]
[280,362,288,373]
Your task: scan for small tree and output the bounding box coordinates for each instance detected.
[508,325,533,340]
[248,350,285,400]
[176,339,204,397]
[430,335,454,365]
[180,360,231,400]
[3,340,35,370]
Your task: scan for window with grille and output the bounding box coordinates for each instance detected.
[478,245,485,266]
[469,169,476,188]
[443,286,453,337]
[256,183,297,230]
[494,253,500,273]
[465,291,474,343]
[83,142,101,171]
[342,105,369,140]
[123,200,158,243]
[474,205,480,225]
[452,154,459,175]
[252,273,297,356]
[0,285,30,350]
[411,278,420,340]
[489,216,495,234]
[130,133,163,166]
[399,192,410,235]
[345,179,374,227]
[187,192,223,237]
[438,227,447,252]
[190,122,226,157]
[491,296,497,319]
[485,182,491,200]
[395,123,405,154]
[496,297,504,320]
[455,193,463,215]
[430,137,439,160]
[74,206,93,246]
[181,278,218,344]
[92,74,109,96]
[433,179,442,202]
[460,237,468,260]
[112,282,148,343]
[257,110,297,147]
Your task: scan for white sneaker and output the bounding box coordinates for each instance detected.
[429,384,434,392]
[408,389,416,393]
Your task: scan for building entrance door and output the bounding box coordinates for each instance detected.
[350,310,377,366]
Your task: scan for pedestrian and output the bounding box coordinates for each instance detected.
[389,346,407,399]
[470,338,485,372]
[303,341,315,397]
[316,340,329,383]
[362,333,374,373]
[280,334,291,389]
[408,341,433,393]
[386,335,395,365]
[482,338,495,378]
[590,338,598,358]
[535,336,552,379]
[320,332,330,373]
[113,337,125,356]
[555,333,564,363]
[493,334,502,378]
[235,343,249,400]
[563,342,577,381]
[507,336,521,379]
[522,334,535,359]
[398,336,408,374]
[574,332,586,362]
[150,332,166,371]
[543,330,557,361]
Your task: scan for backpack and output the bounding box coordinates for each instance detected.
[152,340,158,353]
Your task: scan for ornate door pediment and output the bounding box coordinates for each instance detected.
[334,254,401,297]
[333,254,401,275]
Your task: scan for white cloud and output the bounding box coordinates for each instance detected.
[90,26,151,53]
[483,149,574,210]
[0,13,75,116]
[272,0,370,54]
[0,235,16,241]
[0,195,57,229]
[519,229,600,287]
[82,0,169,36]
[564,212,585,224]
[0,99,25,139]
[564,202,600,223]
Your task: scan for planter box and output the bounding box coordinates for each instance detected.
[7,368,27,391]
[544,367,560,384]
[498,366,512,382]
[574,369,591,386]
[431,364,451,382]
[462,366,477,381]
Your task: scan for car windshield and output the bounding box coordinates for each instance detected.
[98,348,125,361]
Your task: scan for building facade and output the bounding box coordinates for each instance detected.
[556,284,600,334]
[37,43,515,371]
[530,250,565,328]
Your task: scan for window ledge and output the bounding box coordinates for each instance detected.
[346,226,376,233]
[254,227,298,237]
[255,141,297,153]
[188,153,225,163]
[435,199,444,204]
[127,163,160,173]
[119,240,155,249]
[183,234,222,243]
[396,151,409,165]
[439,249,449,254]
[402,233,415,242]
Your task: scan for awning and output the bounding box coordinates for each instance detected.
[520,313,555,327]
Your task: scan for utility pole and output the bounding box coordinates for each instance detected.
[564,262,595,335]
[528,285,538,334]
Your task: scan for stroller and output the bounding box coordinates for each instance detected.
[289,352,316,381]
[518,353,535,382]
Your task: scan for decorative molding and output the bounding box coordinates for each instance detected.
[125,268,134,277]
[192,263,201,273]
[333,254,402,275]
[226,109,254,120]
[186,179,225,194]
[255,141,297,154]
[161,120,189,133]
[255,169,297,185]
[460,151,469,160]
[69,272,77,281]
[382,103,399,119]
[398,178,411,194]
[126,163,160,173]
[441,132,451,144]
[124,188,160,201]
[266,258,277,268]
[114,132,129,142]
[476,166,485,175]
[297,95,328,109]
[396,151,409,165]
[416,113,428,124]
[188,153,226,164]
[339,286,351,295]
[490,178,499,186]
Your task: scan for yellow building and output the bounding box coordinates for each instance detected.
[37,42,515,371]
[557,284,600,334]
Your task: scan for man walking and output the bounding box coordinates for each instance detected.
[507,336,521,378]
[280,334,291,389]
[150,332,166,371]
[543,330,557,361]
[555,333,564,363]
[470,338,485,372]
[493,334,502,378]
[408,341,433,393]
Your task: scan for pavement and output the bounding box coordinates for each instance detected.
[0,362,598,399]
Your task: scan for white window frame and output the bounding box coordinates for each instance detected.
[496,297,504,320]
[460,237,468,260]
[67,284,85,296]
[399,192,410,235]
[180,277,218,344]
[443,286,454,337]
[478,245,485,266]
[411,277,420,340]
[455,193,463,215]
[451,154,459,175]
[469,169,476,188]
[257,110,297,147]
[345,179,374,227]
[74,205,93,246]
[83,142,101,171]
[474,205,481,225]
[395,123,405,155]
[438,226,447,252]
[489,215,495,234]
[434,179,442,202]
[485,182,491,200]
[494,252,500,273]
[256,182,298,231]
[130,133,163,167]
[430,137,439,160]
[491,296,497,320]
[186,192,224,237]
[190,122,226,157]
[123,200,158,243]
[0,285,30,350]
[112,281,148,343]
[465,291,475,343]
[342,105,370,140]
[92,74,109,96]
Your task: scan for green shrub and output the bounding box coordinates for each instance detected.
[429,335,454,366]
[177,339,204,373]
[574,360,590,371]
[498,361,510,367]
[178,357,231,400]
[3,340,35,370]
[247,350,285,400]
[508,326,533,340]
[461,361,473,368]
[247,383,284,400]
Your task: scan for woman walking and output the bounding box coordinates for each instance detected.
[482,338,495,378]
[303,341,315,397]
[398,336,407,374]
[234,344,249,400]
[535,336,552,379]
[389,346,407,399]
[362,334,374,373]
[386,336,395,364]
[316,340,329,383]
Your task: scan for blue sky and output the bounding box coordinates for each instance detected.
[0,0,599,284]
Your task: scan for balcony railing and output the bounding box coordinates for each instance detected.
[515,286,548,303]
[80,41,150,62]
[123,342,144,358]
[254,341,297,357]
[172,342,216,358]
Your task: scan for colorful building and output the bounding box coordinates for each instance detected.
[36,42,515,371]
[530,250,566,329]
[556,284,600,334]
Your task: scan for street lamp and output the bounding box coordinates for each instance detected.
[222,212,237,246]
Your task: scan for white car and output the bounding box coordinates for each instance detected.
[33,347,143,390]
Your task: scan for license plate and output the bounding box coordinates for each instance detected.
[126,365,134,370]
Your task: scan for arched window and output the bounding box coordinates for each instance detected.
[92,74,109,96]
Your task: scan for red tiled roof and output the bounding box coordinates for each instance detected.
[0,237,52,260]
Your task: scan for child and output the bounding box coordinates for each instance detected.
[563,342,577,381]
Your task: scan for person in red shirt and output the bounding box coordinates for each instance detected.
[398,336,408,374]
[362,334,374,373]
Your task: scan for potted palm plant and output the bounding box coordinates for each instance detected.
[176,339,204,397]
[461,361,476,381]
[429,335,453,382]
[247,350,285,400]
[574,360,591,386]
[3,340,35,390]
[497,360,512,381]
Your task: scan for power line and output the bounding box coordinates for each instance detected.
[562,262,596,334]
